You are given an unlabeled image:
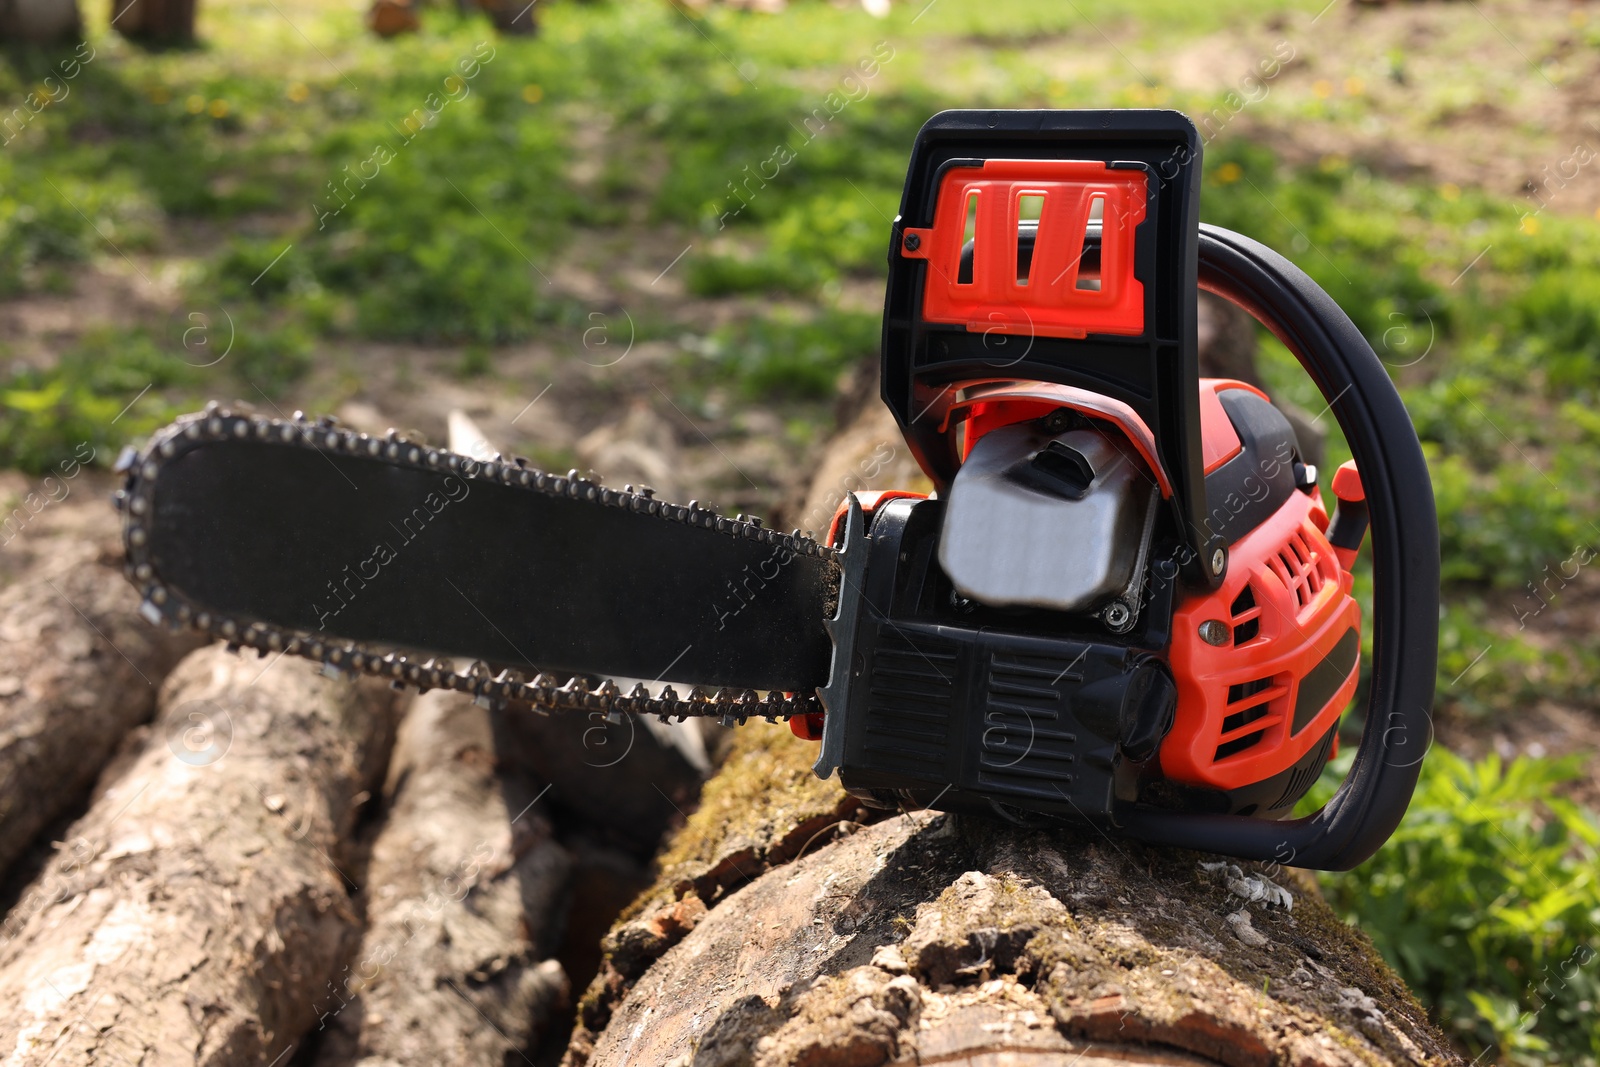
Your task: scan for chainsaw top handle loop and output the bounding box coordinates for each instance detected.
[1118,224,1440,871]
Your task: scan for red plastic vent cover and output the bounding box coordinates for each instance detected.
[900,159,1148,340]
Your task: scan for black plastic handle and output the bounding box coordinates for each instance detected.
[880,109,1223,589]
[1119,225,1440,870]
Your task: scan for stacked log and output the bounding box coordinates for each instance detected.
[564,726,1465,1067]
[0,503,206,880]
[0,348,1434,1066]
[308,691,572,1065]
[0,646,397,1064]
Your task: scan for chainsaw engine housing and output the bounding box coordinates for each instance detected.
[803,108,1440,868]
[830,378,1358,825]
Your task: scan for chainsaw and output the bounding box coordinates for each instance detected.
[114,110,1439,870]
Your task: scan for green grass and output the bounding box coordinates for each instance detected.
[1306,751,1600,1067]
[685,306,880,398]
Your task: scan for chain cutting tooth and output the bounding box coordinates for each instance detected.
[555,676,586,710]
[593,679,621,721]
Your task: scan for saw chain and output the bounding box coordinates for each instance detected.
[114,403,834,726]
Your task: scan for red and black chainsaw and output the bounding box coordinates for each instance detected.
[115,110,1439,870]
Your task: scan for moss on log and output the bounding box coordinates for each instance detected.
[567,727,1462,1067]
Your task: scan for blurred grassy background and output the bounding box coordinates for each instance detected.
[2,0,1598,1062]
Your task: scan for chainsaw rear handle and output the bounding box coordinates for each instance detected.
[1118,225,1440,871]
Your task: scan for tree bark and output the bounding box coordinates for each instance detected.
[109,0,195,42]
[493,699,711,858]
[365,0,418,38]
[0,508,206,881]
[475,0,536,35]
[777,360,930,541]
[565,727,1464,1067]
[0,645,397,1066]
[0,0,80,42]
[307,690,572,1066]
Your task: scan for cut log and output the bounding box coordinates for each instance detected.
[308,690,572,1066]
[0,645,397,1066]
[780,362,930,541]
[564,725,869,1066]
[493,701,710,858]
[0,507,206,881]
[566,727,1465,1067]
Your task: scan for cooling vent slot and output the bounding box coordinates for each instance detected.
[1267,724,1339,812]
[1268,529,1326,611]
[861,629,958,775]
[976,653,1085,797]
[1213,675,1286,762]
[1230,584,1260,644]
[1222,686,1271,734]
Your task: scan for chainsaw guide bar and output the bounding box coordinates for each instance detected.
[116,404,839,724]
